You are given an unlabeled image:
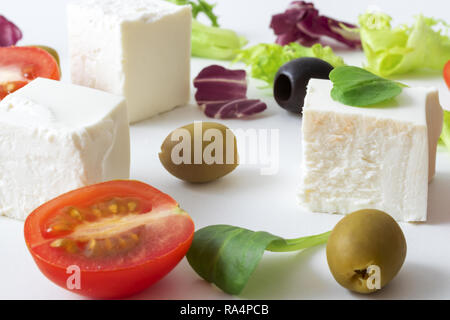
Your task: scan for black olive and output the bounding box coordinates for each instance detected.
[273,57,334,114]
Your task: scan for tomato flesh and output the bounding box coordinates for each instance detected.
[0,46,60,100]
[0,81,28,100]
[24,180,195,299]
[444,60,450,90]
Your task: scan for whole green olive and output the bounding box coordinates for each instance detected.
[326,209,407,294]
[159,122,239,183]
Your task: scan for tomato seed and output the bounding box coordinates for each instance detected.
[50,239,65,248]
[108,203,118,214]
[88,239,96,250]
[104,238,113,250]
[70,208,83,220]
[6,83,15,92]
[130,233,139,241]
[65,240,78,254]
[128,202,137,212]
[48,223,73,233]
[92,208,102,217]
[118,237,126,248]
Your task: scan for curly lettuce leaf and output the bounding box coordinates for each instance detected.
[270,1,361,48]
[235,42,345,87]
[359,12,450,77]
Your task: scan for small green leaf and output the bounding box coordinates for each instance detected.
[166,0,219,27]
[330,66,403,107]
[186,225,330,295]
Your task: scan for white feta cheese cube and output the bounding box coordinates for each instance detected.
[67,0,192,123]
[0,78,130,220]
[298,79,443,222]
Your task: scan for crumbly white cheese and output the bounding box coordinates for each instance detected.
[298,79,443,222]
[67,0,192,123]
[0,78,130,220]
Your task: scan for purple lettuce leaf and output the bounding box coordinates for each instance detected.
[270,1,361,48]
[194,65,247,103]
[200,99,267,119]
[0,15,22,47]
[193,65,267,119]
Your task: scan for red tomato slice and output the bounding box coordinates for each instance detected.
[444,60,450,90]
[24,180,195,299]
[0,46,60,100]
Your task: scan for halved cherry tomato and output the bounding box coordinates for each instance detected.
[24,180,195,299]
[444,60,450,90]
[0,46,60,100]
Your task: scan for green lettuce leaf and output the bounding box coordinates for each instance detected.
[440,110,450,152]
[166,0,246,60]
[191,20,247,60]
[235,42,345,87]
[359,12,450,77]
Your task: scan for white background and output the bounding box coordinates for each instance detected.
[1,0,450,300]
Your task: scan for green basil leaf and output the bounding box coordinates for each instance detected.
[330,66,403,107]
[186,225,330,295]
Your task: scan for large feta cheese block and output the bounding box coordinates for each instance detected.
[67,0,192,123]
[0,78,130,220]
[298,79,443,222]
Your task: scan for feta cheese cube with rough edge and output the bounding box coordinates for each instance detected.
[67,0,192,123]
[298,79,443,222]
[0,78,130,220]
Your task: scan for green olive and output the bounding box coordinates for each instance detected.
[326,209,407,294]
[159,122,239,183]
